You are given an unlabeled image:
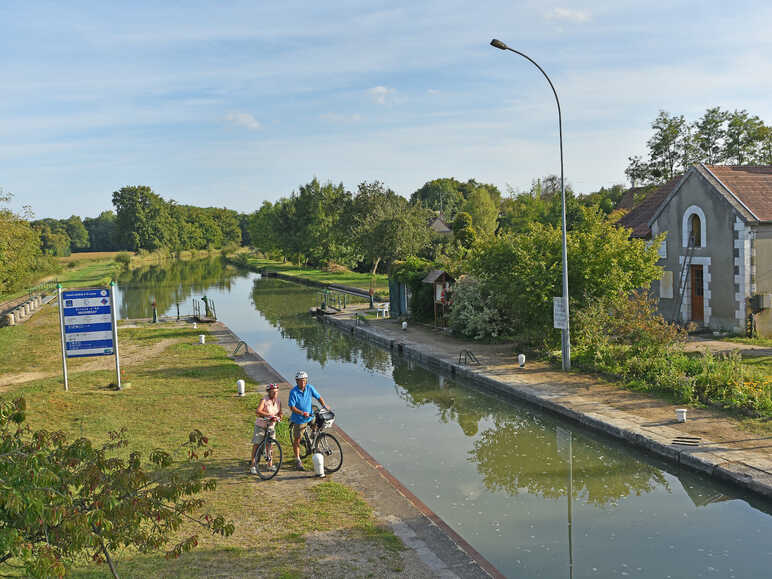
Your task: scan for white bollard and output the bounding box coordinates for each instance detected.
[193,322,198,329]
[675,408,687,423]
[4,313,14,326]
[15,307,24,320]
[402,321,408,331]
[237,379,245,396]
[518,354,526,368]
[24,303,31,316]
[199,334,206,345]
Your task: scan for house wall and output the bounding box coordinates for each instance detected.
[650,171,742,332]
[753,224,772,336]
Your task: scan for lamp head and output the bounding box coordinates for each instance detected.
[490,38,509,50]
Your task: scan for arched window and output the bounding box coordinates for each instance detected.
[681,205,707,248]
[689,214,701,246]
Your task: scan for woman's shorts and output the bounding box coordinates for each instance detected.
[252,424,275,444]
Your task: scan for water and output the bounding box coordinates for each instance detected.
[115,260,772,578]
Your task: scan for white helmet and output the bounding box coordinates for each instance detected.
[295,370,308,380]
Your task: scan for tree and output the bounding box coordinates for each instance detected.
[624,155,651,187]
[694,107,728,164]
[466,208,662,342]
[451,211,476,249]
[0,396,234,578]
[32,220,72,257]
[351,181,431,274]
[724,109,765,165]
[0,192,48,294]
[460,187,498,239]
[647,110,686,182]
[410,178,465,219]
[84,211,119,251]
[112,186,178,251]
[63,215,90,251]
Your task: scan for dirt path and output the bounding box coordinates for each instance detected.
[684,336,772,357]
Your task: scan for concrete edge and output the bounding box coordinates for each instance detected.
[207,320,501,578]
[320,314,772,502]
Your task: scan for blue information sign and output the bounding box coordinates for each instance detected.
[61,288,115,357]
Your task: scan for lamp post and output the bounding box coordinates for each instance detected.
[490,38,571,370]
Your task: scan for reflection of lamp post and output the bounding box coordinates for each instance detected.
[556,427,574,578]
[490,38,571,370]
[151,299,158,323]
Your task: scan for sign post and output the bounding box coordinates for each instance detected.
[553,296,568,330]
[56,284,69,391]
[58,285,121,390]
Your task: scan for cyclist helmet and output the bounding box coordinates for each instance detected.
[295,370,308,380]
[266,383,279,391]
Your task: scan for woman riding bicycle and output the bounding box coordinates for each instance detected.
[250,383,282,474]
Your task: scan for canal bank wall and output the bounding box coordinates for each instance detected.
[209,320,501,579]
[319,313,772,502]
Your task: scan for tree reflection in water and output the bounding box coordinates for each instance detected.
[117,257,243,319]
[392,359,669,506]
[250,278,391,372]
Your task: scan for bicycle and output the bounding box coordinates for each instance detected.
[299,406,343,474]
[252,422,283,480]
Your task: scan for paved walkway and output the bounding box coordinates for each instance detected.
[209,321,499,579]
[320,311,772,501]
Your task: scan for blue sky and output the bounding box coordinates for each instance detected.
[2,1,770,219]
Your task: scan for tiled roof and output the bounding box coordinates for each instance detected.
[616,176,682,238]
[702,165,772,221]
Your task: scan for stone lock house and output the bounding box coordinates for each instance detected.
[617,164,772,335]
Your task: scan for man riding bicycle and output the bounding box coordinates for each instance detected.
[288,370,329,471]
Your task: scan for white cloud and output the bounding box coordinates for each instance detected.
[545,7,591,23]
[368,85,396,105]
[225,111,261,130]
[427,89,440,94]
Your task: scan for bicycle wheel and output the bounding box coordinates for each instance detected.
[299,430,313,459]
[315,433,343,474]
[256,438,282,480]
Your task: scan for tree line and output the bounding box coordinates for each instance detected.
[625,107,771,186]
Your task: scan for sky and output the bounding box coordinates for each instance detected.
[1,1,770,219]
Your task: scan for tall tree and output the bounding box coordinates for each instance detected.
[84,211,118,251]
[112,186,178,251]
[694,107,728,164]
[724,109,765,165]
[460,187,498,238]
[0,192,46,293]
[63,215,90,251]
[647,110,686,181]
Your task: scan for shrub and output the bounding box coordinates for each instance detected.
[115,252,131,266]
[447,277,508,341]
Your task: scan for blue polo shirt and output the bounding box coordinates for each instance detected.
[288,384,321,424]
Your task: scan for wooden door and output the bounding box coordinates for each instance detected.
[690,265,704,323]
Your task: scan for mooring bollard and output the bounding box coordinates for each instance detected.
[4,313,14,326]
[14,307,24,320]
[199,334,206,345]
[24,303,31,316]
[676,408,687,423]
[193,322,198,329]
[518,353,526,368]
[237,379,245,396]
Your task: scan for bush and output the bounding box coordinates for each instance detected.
[390,257,437,322]
[573,291,772,415]
[447,277,508,341]
[115,252,131,266]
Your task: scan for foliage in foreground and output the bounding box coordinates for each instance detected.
[574,292,772,415]
[0,397,234,577]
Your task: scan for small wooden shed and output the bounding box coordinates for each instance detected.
[422,270,455,327]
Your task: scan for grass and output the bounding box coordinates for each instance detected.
[244,256,389,294]
[0,303,403,577]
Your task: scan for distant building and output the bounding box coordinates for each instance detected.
[428,215,452,235]
[618,164,772,335]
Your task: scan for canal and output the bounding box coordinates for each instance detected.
[115,258,772,578]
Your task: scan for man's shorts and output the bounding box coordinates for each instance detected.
[252,423,275,444]
[290,421,308,441]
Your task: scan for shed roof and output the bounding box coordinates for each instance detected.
[422,270,454,284]
[702,165,772,221]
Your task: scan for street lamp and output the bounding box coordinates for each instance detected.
[490,38,571,370]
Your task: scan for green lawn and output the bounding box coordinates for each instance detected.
[245,257,389,294]
[0,304,402,577]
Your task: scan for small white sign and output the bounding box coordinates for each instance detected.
[553,297,567,329]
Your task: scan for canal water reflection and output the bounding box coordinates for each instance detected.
[115,267,772,578]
